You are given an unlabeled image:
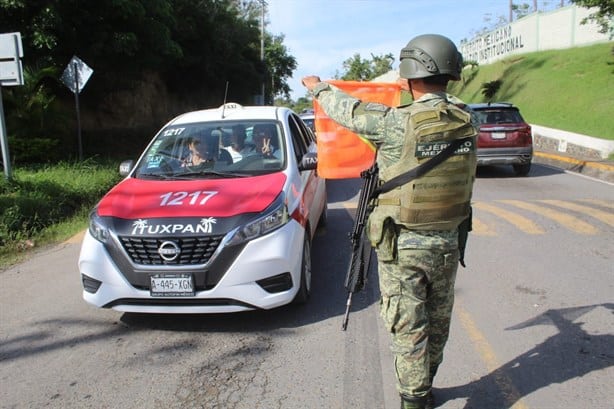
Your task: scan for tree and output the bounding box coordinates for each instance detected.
[570,0,614,38]
[233,0,298,103]
[337,53,395,81]
[0,0,182,88]
[371,54,396,79]
[338,54,371,81]
[0,0,300,162]
[265,33,297,102]
[2,65,69,163]
[481,79,503,101]
[512,2,532,20]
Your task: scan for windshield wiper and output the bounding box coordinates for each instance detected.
[136,172,174,180]
[179,169,250,178]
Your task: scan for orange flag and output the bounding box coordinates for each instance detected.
[313,80,401,179]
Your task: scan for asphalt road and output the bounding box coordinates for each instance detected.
[1,163,613,409]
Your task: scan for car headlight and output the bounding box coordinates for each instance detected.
[88,210,110,243]
[226,194,289,246]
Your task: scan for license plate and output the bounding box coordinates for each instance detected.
[491,132,507,139]
[150,274,194,297]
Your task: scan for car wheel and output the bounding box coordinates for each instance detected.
[293,232,312,304]
[513,163,531,176]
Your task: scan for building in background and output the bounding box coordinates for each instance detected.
[460,5,611,65]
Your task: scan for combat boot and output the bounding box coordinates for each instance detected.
[400,391,434,409]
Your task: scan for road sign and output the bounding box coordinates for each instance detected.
[0,32,24,87]
[61,55,93,94]
[61,56,93,161]
[1,32,25,179]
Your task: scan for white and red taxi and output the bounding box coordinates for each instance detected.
[78,103,327,313]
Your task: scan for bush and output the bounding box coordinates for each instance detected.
[0,160,121,246]
[7,136,62,164]
[481,80,503,100]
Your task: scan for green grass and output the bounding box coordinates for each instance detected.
[0,160,121,269]
[449,42,614,139]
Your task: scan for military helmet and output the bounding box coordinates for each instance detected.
[399,34,463,81]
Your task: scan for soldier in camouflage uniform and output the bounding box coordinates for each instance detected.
[303,34,478,409]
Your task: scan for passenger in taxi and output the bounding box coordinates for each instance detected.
[183,131,232,169]
[182,136,211,168]
[224,125,251,162]
[252,125,281,159]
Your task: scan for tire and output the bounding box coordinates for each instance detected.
[513,162,531,176]
[293,232,312,304]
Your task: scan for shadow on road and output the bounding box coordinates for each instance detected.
[436,303,614,408]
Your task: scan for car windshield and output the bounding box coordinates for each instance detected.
[133,120,286,179]
[474,109,524,125]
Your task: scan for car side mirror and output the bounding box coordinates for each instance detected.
[119,160,134,177]
[298,151,317,171]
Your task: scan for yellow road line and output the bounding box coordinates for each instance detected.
[456,302,529,409]
[537,200,614,227]
[578,199,614,210]
[474,202,545,234]
[498,200,598,235]
[471,217,497,236]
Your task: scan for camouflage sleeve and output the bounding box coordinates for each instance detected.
[311,82,396,143]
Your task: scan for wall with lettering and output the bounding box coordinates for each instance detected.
[460,5,611,65]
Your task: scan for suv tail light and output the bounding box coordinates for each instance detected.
[518,125,532,146]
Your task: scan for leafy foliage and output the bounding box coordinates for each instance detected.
[1,65,70,164]
[571,0,614,38]
[337,53,395,81]
[0,0,297,164]
[511,3,532,20]
[481,79,503,100]
[265,33,297,101]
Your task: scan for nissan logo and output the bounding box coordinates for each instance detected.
[158,241,181,261]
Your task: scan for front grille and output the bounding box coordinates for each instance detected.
[118,236,224,265]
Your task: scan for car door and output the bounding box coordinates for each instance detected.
[288,113,326,238]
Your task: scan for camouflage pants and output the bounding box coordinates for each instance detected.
[378,244,459,397]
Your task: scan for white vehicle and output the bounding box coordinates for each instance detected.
[78,103,327,313]
[299,110,316,135]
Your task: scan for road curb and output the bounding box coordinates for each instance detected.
[533,151,614,183]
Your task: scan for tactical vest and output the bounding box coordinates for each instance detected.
[375,101,477,231]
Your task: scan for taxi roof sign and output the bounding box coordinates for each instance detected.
[219,102,243,109]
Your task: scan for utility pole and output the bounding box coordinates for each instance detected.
[257,0,267,105]
[509,0,513,22]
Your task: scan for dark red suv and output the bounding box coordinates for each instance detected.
[469,103,533,176]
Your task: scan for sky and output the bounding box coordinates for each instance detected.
[266,0,518,100]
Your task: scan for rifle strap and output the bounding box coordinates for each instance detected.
[371,136,472,198]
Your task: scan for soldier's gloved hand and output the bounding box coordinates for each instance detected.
[301,76,322,91]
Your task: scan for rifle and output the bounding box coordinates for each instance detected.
[341,163,378,331]
[340,136,473,331]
